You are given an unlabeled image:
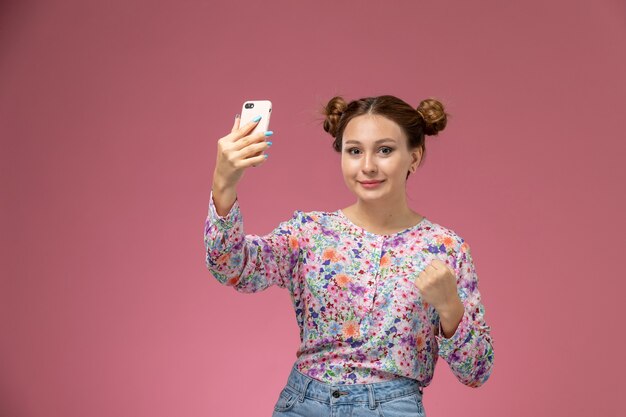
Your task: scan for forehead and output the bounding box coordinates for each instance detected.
[342,114,406,143]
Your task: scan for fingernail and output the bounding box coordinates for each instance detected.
[264,154,268,158]
[252,115,262,122]
[235,113,240,119]
[266,141,273,146]
[264,131,273,136]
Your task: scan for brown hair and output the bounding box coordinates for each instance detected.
[321,95,449,179]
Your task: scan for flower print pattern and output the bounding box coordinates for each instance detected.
[204,190,495,387]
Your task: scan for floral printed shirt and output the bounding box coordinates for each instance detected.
[204,191,495,387]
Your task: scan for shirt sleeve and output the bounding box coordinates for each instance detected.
[434,239,495,388]
[203,189,302,293]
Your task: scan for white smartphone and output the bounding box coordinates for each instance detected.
[240,100,272,135]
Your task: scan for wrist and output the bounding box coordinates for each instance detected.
[211,175,238,218]
[212,174,235,195]
[437,297,464,339]
[437,296,464,319]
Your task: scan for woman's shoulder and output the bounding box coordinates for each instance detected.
[428,222,475,272]
[418,217,470,254]
[423,217,464,238]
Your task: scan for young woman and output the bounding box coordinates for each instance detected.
[204,95,495,416]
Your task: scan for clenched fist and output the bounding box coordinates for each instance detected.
[414,258,462,313]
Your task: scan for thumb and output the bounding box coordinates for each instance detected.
[413,270,424,288]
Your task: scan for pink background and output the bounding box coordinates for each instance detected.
[2,0,625,416]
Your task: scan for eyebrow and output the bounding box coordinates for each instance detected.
[344,138,397,145]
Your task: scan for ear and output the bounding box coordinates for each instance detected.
[410,146,423,172]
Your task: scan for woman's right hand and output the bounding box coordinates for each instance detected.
[212,117,273,215]
[212,115,272,191]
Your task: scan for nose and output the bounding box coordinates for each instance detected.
[362,153,377,173]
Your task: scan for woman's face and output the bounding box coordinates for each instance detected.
[341,114,421,204]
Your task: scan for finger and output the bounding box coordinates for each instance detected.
[413,274,422,288]
[446,265,457,276]
[245,153,268,168]
[432,259,454,275]
[414,269,426,284]
[233,130,271,152]
[231,114,240,133]
[429,259,446,270]
[414,272,428,290]
[232,116,262,142]
[237,137,271,159]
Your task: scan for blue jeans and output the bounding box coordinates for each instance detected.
[272,364,425,416]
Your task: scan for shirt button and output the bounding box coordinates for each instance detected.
[332,390,341,398]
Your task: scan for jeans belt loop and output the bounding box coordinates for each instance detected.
[367,385,377,410]
[299,378,312,402]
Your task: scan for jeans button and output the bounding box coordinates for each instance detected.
[332,390,341,398]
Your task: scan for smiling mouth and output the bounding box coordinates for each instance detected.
[358,180,385,188]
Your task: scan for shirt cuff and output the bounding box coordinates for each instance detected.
[435,307,472,358]
[207,189,241,231]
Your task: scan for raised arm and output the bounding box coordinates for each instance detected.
[434,240,495,388]
[204,111,294,292]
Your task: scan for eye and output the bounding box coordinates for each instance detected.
[380,146,394,155]
[346,147,360,155]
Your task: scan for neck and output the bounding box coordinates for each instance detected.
[351,193,414,229]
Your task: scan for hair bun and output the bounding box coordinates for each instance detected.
[322,96,348,138]
[416,98,448,136]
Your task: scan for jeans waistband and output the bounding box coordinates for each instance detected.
[284,364,424,408]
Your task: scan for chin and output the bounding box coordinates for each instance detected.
[354,189,386,199]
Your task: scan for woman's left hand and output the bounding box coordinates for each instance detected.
[413,258,462,313]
